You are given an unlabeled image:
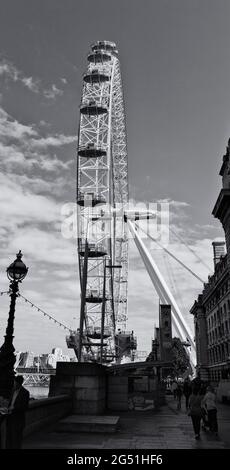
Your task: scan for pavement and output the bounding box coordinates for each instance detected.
[23,395,230,449]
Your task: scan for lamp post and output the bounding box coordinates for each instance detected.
[0,251,28,398]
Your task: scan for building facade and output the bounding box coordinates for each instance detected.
[213,138,230,268]
[191,254,230,381]
[15,348,71,370]
[190,139,230,382]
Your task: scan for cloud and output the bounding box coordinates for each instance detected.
[0,179,77,352]
[0,141,26,166]
[36,154,72,172]
[0,173,61,229]
[44,84,63,99]
[39,120,49,127]
[0,58,39,93]
[30,134,77,149]
[0,57,64,100]
[7,173,71,196]
[158,199,190,208]
[9,228,75,265]
[0,105,76,176]
[0,59,19,81]
[60,78,67,85]
[0,87,77,355]
[0,107,37,139]
[21,76,39,93]
[0,168,78,356]
[0,142,72,174]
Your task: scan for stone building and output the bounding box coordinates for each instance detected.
[190,139,230,382]
[213,138,230,268]
[190,249,230,381]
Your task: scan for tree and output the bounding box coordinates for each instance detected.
[171,337,190,377]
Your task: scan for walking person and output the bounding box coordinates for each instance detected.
[176,384,183,410]
[171,380,178,400]
[199,382,209,431]
[0,396,8,448]
[183,378,192,410]
[6,376,30,449]
[202,385,218,436]
[188,385,203,440]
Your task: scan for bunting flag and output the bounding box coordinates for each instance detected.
[17,294,72,332]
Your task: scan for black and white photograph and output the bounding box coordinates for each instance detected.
[0,0,230,463]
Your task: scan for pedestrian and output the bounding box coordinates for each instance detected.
[188,384,204,440]
[0,396,8,448]
[183,378,192,410]
[6,376,30,449]
[171,380,178,400]
[199,382,209,431]
[176,384,183,410]
[202,385,218,436]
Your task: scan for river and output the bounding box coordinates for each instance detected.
[25,385,49,400]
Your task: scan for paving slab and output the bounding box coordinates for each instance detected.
[56,415,120,433]
[23,395,230,449]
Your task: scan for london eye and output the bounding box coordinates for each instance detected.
[73,41,135,363]
[65,40,196,371]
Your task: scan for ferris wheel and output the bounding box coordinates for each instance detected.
[75,41,135,363]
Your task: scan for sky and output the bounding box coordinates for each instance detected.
[0,0,229,357]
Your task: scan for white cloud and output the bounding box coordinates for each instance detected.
[0,173,61,231]
[7,173,71,195]
[9,228,75,265]
[0,168,78,356]
[0,58,39,93]
[0,141,26,165]
[30,134,77,149]
[60,77,67,85]
[0,142,72,174]
[21,76,39,93]
[158,198,190,208]
[0,60,19,81]
[37,154,72,172]
[44,84,64,99]
[0,107,37,139]
[0,105,76,176]
[0,57,65,100]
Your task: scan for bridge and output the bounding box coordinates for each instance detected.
[16,367,56,387]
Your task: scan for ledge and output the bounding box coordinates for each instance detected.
[28,394,70,409]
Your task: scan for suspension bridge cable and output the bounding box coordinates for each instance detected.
[18,294,72,332]
[134,222,205,284]
[169,226,212,272]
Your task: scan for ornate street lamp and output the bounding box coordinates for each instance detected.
[0,251,28,398]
